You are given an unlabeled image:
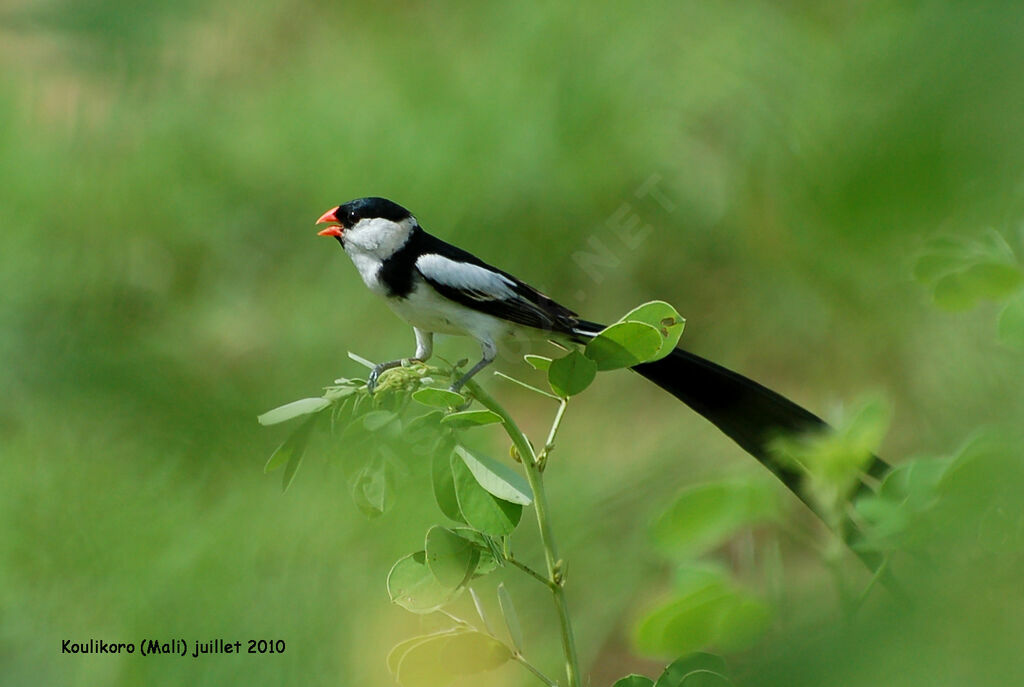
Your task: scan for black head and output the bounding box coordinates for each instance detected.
[335,197,411,225]
[316,197,415,241]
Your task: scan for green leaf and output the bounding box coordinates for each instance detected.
[266,415,318,492]
[547,349,597,397]
[438,631,512,675]
[394,635,448,687]
[349,459,395,517]
[441,410,503,428]
[497,583,524,652]
[257,397,330,426]
[998,292,1024,350]
[524,354,553,371]
[386,551,455,614]
[619,300,686,360]
[614,676,655,687]
[933,262,1023,310]
[412,387,466,408]
[451,453,522,536]
[585,321,663,370]
[452,527,501,577]
[425,526,479,589]
[912,251,969,284]
[395,631,511,686]
[387,630,463,676]
[655,654,732,687]
[455,446,533,505]
[650,479,781,559]
[431,448,465,523]
[362,409,399,431]
[960,261,1024,299]
[634,568,769,658]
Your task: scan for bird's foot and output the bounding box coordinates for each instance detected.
[367,360,403,394]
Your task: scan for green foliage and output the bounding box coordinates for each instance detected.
[585,321,664,370]
[264,415,317,492]
[440,409,503,428]
[413,388,467,408]
[632,564,770,657]
[257,397,331,426]
[524,354,553,371]
[650,479,781,560]
[254,300,698,685]
[771,397,891,516]
[387,551,457,614]
[998,292,1024,350]
[655,654,732,687]
[450,451,524,536]
[425,526,479,589]
[390,630,512,687]
[914,232,1022,311]
[615,301,686,360]
[548,349,598,397]
[497,582,525,652]
[614,676,655,687]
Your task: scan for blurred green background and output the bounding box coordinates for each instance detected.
[2,1,1024,685]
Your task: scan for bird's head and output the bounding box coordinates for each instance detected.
[316,197,416,254]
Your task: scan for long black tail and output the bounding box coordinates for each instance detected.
[628,345,891,571]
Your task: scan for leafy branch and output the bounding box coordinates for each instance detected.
[257,299,907,686]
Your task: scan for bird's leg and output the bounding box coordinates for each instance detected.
[367,328,434,393]
[450,338,497,392]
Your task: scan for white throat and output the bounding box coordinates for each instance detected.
[342,216,417,295]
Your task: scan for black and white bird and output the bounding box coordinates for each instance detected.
[315,197,888,530]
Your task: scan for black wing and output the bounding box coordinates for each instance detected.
[410,231,580,335]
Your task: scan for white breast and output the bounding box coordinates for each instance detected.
[385,278,512,339]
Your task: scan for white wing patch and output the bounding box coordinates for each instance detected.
[415,254,518,301]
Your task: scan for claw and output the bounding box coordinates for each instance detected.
[367,360,402,394]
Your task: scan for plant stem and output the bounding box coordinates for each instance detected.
[539,398,568,468]
[466,379,582,687]
[514,653,560,687]
[506,555,556,590]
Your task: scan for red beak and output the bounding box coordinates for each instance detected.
[316,206,343,237]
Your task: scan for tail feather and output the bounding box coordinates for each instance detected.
[575,322,891,576]
[633,346,888,503]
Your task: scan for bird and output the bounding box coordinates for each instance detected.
[315,197,889,558]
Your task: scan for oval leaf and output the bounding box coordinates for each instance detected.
[270,415,318,492]
[387,630,464,676]
[451,454,523,536]
[655,652,728,687]
[635,571,770,659]
[425,526,478,589]
[614,677,655,687]
[585,321,663,370]
[362,409,399,431]
[998,292,1024,351]
[619,300,686,360]
[455,446,533,505]
[452,527,501,577]
[524,354,553,371]
[396,631,511,686]
[441,410,503,428]
[439,631,513,675]
[412,387,466,408]
[650,480,780,559]
[258,397,330,426]
[497,583,524,652]
[548,349,597,397]
[431,448,465,523]
[349,459,395,517]
[387,551,455,614]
